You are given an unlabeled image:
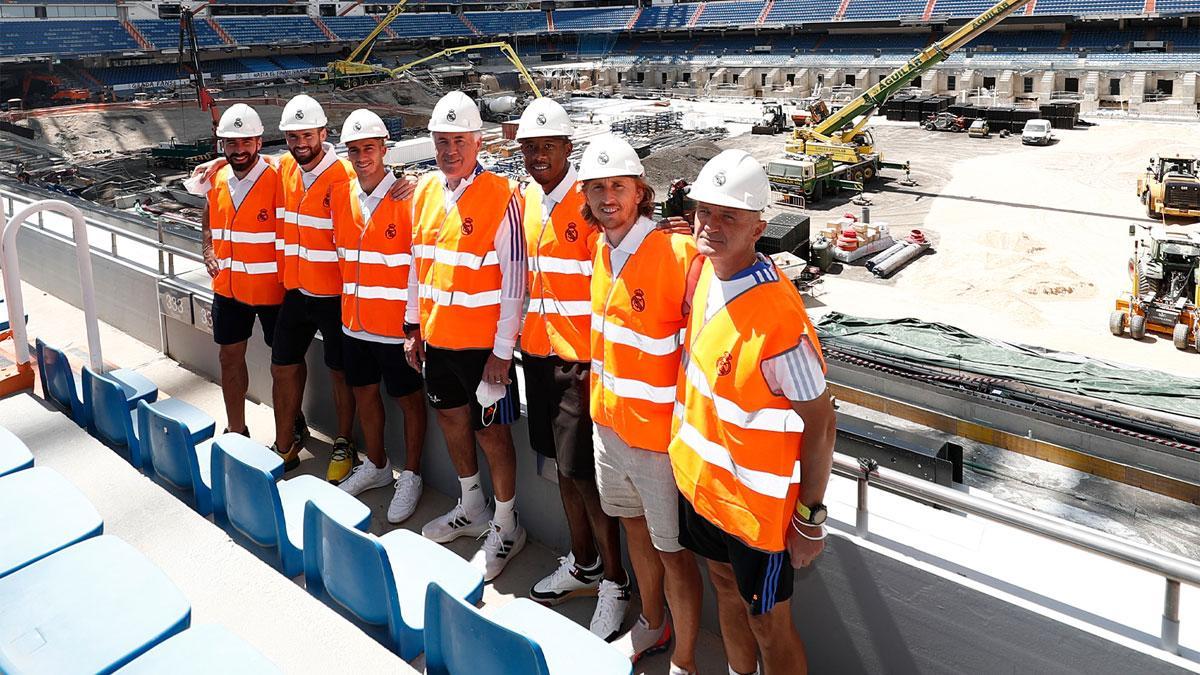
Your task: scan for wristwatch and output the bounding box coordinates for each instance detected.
[794,502,827,527]
[403,322,420,336]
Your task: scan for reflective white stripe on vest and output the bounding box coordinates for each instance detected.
[591,314,681,357]
[343,283,408,301]
[338,249,412,267]
[590,360,675,404]
[531,256,593,276]
[275,238,285,251]
[282,210,298,224]
[283,244,338,263]
[275,207,286,220]
[296,214,334,231]
[214,229,276,245]
[529,298,591,317]
[676,421,802,499]
[412,245,498,271]
[418,284,502,308]
[217,259,278,275]
[684,360,804,433]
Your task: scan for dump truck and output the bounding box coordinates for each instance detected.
[1138,153,1200,219]
[1110,224,1199,352]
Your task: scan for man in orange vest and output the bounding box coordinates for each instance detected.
[581,135,703,675]
[197,103,283,437]
[329,109,427,523]
[270,94,358,483]
[668,150,837,675]
[404,91,526,581]
[515,99,629,640]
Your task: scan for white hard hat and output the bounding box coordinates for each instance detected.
[516,97,574,140]
[279,94,327,131]
[216,103,263,139]
[428,91,483,133]
[577,135,643,181]
[688,149,772,212]
[340,108,388,144]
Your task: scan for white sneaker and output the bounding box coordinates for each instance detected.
[337,459,393,496]
[612,614,673,664]
[590,578,631,641]
[530,552,602,606]
[472,520,527,582]
[421,501,492,543]
[387,471,423,524]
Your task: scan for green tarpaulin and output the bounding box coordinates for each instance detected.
[816,313,1200,420]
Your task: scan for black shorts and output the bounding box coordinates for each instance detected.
[343,334,423,398]
[211,293,279,347]
[522,353,594,480]
[271,289,345,370]
[424,345,520,431]
[679,493,794,616]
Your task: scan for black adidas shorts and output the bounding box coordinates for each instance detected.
[271,289,345,370]
[211,292,279,347]
[424,345,520,431]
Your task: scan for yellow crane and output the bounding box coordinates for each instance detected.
[387,42,541,97]
[328,0,413,79]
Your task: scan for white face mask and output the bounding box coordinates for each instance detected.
[475,380,506,427]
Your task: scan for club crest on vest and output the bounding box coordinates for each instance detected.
[322,189,331,209]
[631,288,646,312]
[257,208,269,222]
[461,217,474,235]
[717,352,733,376]
[385,223,397,239]
[564,221,578,242]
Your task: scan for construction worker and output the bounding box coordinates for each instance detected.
[669,150,837,675]
[581,135,703,674]
[515,98,629,640]
[197,103,283,437]
[329,109,426,523]
[270,94,358,481]
[404,91,526,581]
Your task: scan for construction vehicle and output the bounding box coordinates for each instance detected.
[924,112,967,132]
[1138,153,1200,219]
[967,119,991,138]
[765,155,875,203]
[752,102,789,135]
[329,39,541,100]
[784,0,1034,167]
[327,0,413,82]
[661,179,696,222]
[1110,223,1199,352]
[150,9,218,167]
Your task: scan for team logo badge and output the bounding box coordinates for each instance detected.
[233,118,243,128]
[353,121,362,131]
[717,352,733,376]
[257,208,269,222]
[385,223,397,239]
[446,109,457,122]
[461,217,474,235]
[631,288,646,312]
[564,221,578,242]
[536,113,547,125]
[295,110,304,120]
[322,189,331,209]
[714,171,727,187]
[597,152,609,165]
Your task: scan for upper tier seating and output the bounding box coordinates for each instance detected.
[693,1,766,26]
[763,0,841,24]
[385,13,472,37]
[634,4,699,29]
[1032,0,1144,15]
[553,7,638,31]
[0,19,139,56]
[218,16,328,45]
[134,19,227,49]
[322,15,385,41]
[842,0,927,21]
[1156,0,1200,13]
[467,10,547,34]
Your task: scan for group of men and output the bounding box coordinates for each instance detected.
[193,89,836,675]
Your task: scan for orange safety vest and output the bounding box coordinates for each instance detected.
[277,150,352,296]
[590,218,697,452]
[207,161,285,306]
[331,175,413,339]
[411,169,518,351]
[521,179,596,362]
[669,259,827,552]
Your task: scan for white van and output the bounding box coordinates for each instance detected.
[1021,119,1054,145]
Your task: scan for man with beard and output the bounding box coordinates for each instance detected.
[404,91,526,581]
[581,135,704,675]
[198,104,284,437]
[270,94,358,482]
[515,98,629,641]
[329,109,427,524]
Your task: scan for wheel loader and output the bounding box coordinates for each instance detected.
[1138,153,1200,219]
[1110,223,1200,352]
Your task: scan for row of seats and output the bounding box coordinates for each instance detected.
[763,0,842,24]
[30,342,631,673]
[467,9,547,34]
[843,0,927,21]
[0,19,138,57]
[134,18,227,49]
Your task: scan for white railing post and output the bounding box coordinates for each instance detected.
[1,199,104,373]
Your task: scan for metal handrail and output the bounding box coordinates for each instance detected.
[832,453,1196,653]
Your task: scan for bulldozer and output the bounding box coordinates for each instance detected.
[752,102,789,135]
[1110,223,1200,353]
[1138,153,1200,219]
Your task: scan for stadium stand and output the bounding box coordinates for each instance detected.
[842,0,927,21]
[692,1,766,27]
[930,0,997,17]
[1157,0,1200,13]
[0,19,140,57]
[1032,0,1144,15]
[633,4,699,30]
[384,13,472,37]
[552,7,638,32]
[134,18,227,49]
[91,63,187,87]
[820,32,930,51]
[763,0,842,24]
[322,16,383,41]
[466,10,547,35]
[973,30,1064,50]
[1160,27,1200,49]
[1067,29,1144,49]
[218,15,328,45]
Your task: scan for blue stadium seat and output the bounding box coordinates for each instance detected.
[0,19,139,57]
[114,624,282,675]
[763,0,840,24]
[84,366,198,467]
[302,502,485,659]
[930,0,995,18]
[1032,0,1143,15]
[210,433,371,577]
[633,4,698,30]
[553,7,638,32]
[424,584,632,675]
[0,535,191,674]
[138,399,217,515]
[388,13,473,37]
[133,19,226,49]
[217,16,328,46]
[322,16,382,41]
[37,338,89,427]
[692,1,765,28]
[1158,0,1200,15]
[842,0,926,21]
[0,466,103,578]
[467,10,547,35]
[0,425,34,477]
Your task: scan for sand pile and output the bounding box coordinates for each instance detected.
[641,140,722,194]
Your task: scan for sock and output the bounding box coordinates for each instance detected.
[494,496,516,532]
[371,457,390,470]
[669,664,694,675]
[460,474,485,515]
[729,666,760,675]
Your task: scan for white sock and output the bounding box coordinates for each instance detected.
[494,496,516,532]
[729,665,760,675]
[669,664,694,675]
[460,473,485,515]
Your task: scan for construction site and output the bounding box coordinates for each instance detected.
[2,0,1200,671]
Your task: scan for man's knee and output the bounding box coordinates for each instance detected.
[218,343,247,369]
[747,600,796,647]
[706,561,739,592]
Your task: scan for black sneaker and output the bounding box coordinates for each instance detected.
[270,439,302,473]
[293,413,309,444]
